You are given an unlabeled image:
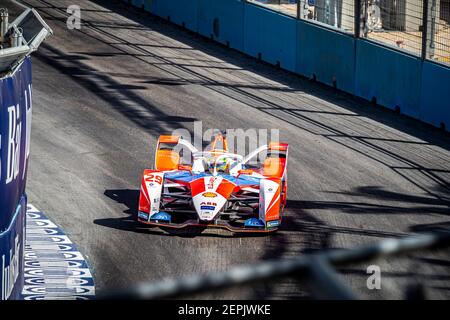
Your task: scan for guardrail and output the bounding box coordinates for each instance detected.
[100,227,450,300]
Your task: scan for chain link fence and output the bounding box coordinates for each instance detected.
[432,0,450,62]
[247,0,299,17]
[247,0,450,64]
[298,0,355,33]
[360,0,424,56]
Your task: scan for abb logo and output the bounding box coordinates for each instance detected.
[200,202,217,206]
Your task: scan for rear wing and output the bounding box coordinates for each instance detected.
[243,143,289,179]
[154,135,198,171]
[243,143,289,163]
[264,143,288,178]
[268,142,288,156]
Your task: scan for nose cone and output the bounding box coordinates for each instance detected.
[194,192,226,221]
[190,176,236,221]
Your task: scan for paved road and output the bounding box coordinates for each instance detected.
[6,0,450,299]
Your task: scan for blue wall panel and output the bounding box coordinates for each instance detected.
[296,21,355,93]
[198,0,245,51]
[355,40,422,118]
[131,0,143,8]
[143,0,152,11]
[420,62,450,129]
[0,58,32,233]
[150,0,199,31]
[243,4,297,72]
[0,197,26,300]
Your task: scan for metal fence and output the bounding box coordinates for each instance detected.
[100,228,450,300]
[298,0,356,33]
[247,0,450,65]
[247,0,299,16]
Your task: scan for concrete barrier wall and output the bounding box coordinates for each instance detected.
[131,0,143,8]
[198,0,245,51]
[125,0,450,131]
[243,4,297,72]
[355,40,423,118]
[297,21,355,93]
[420,61,450,130]
[0,57,33,300]
[150,0,198,31]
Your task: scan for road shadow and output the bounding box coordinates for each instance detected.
[96,189,200,237]
[33,43,198,137]
[289,191,450,216]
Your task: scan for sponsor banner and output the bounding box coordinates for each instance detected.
[0,58,33,231]
[0,58,31,300]
[0,196,26,300]
[21,205,95,300]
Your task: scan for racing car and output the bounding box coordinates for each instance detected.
[138,133,288,233]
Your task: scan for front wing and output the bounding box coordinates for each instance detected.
[137,217,279,233]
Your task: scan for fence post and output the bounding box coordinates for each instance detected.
[297,0,301,20]
[428,0,437,59]
[421,0,429,60]
[421,0,436,60]
[354,0,361,38]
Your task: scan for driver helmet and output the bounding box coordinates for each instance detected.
[210,156,230,174]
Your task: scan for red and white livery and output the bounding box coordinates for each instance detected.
[138,133,289,233]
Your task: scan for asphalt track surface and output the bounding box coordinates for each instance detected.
[5,0,450,299]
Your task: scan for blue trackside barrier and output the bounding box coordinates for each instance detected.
[420,62,450,130]
[143,0,152,11]
[150,0,198,31]
[297,21,355,93]
[0,196,26,300]
[355,40,422,118]
[0,57,32,233]
[198,0,245,51]
[0,57,33,300]
[243,3,297,72]
[131,0,143,9]
[125,0,449,131]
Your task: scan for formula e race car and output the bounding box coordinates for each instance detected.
[138,133,288,233]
